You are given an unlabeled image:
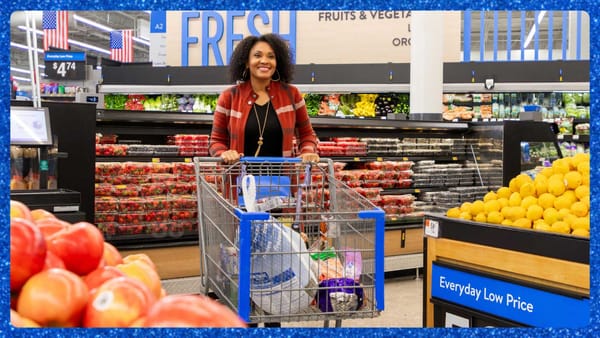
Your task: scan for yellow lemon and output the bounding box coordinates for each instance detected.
[553,195,573,211]
[552,159,570,175]
[508,192,522,207]
[470,200,485,216]
[543,207,560,225]
[496,187,511,199]
[484,200,501,214]
[539,167,554,178]
[508,177,520,193]
[562,213,578,227]
[483,191,497,202]
[459,211,472,220]
[519,183,536,198]
[547,176,566,197]
[571,217,590,231]
[570,201,588,217]
[501,206,514,220]
[497,197,509,209]
[526,205,544,222]
[562,190,578,204]
[446,207,461,218]
[571,153,590,168]
[521,196,538,210]
[533,221,551,232]
[575,185,590,200]
[534,174,548,195]
[564,171,582,190]
[537,193,556,210]
[486,211,504,224]
[571,228,589,238]
[460,202,473,214]
[512,206,526,220]
[557,208,572,220]
[501,219,513,226]
[582,173,590,187]
[577,161,590,177]
[549,221,571,234]
[580,195,590,209]
[513,218,532,229]
[474,213,487,223]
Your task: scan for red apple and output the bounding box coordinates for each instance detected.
[10,218,46,291]
[102,242,123,267]
[84,266,125,292]
[17,268,89,327]
[10,200,32,222]
[116,259,162,300]
[47,222,105,276]
[83,276,156,327]
[35,217,71,241]
[30,208,56,222]
[142,294,246,327]
[43,250,66,270]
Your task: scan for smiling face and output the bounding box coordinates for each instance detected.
[246,41,277,83]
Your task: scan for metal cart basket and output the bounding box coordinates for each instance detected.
[193,156,385,326]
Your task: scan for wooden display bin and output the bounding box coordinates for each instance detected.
[423,214,589,328]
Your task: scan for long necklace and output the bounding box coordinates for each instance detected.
[253,100,270,157]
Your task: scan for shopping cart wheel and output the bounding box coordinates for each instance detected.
[323,320,342,328]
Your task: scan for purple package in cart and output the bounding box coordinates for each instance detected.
[316,278,364,313]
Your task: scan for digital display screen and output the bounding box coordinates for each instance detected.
[10,106,53,146]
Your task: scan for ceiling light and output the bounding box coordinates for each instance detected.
[13,75,33,82]
[11,41,43,53]
[11,66,45,74]
[73,14,150,46]
[523,11,547,49]
[17,26,111,54]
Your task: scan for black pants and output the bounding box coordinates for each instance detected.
[248,322,281,327]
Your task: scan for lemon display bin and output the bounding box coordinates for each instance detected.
[422,214,589,328]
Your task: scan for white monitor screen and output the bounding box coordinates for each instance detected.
[10,106,53,146]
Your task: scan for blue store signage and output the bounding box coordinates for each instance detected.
[431,263,589,328]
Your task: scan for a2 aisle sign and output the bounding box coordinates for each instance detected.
[430,263,589,328]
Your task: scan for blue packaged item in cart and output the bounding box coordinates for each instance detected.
[316,278,364,313]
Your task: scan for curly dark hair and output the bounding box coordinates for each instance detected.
[228,33,294,84]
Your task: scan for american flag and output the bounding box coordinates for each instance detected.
[110,30,133,63]
[42,11,69,51]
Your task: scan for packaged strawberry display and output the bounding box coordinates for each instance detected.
[95,183,115,197]
[122,162,152,176]
[380,194,416,206]
[95,213,118,223]
[144,210,170,222]
[150,162,173,174]
[145,196,171,210]
[166,181,194,195]
[140,183,168,197]
[116,212,145,224]
[95,162,122,176]
[173,163,195,175]
[148,221,170,235]
[170,209,198,221]
[169,195,197,210]
[96,222,118,237]
[95,197,119,213]
[118,197,146,212]
[149,173,175,183]
[112,185,140,197]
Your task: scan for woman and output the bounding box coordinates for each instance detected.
[209,33,319,164]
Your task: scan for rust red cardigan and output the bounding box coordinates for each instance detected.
[209,81,318,158]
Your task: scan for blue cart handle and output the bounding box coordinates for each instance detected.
[240,156,302,163]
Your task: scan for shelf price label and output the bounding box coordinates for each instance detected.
[424,218,439,238]
[44,51,86,80]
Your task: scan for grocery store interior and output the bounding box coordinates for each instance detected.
[9,10,590,329]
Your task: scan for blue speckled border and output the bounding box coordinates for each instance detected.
[2,1,597,337]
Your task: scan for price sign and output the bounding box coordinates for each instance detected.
[44,51,86,80]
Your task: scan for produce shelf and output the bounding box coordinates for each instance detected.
[423,213,589,264]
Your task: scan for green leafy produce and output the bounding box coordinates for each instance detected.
[303,94,322,117]
[104,94,128,110]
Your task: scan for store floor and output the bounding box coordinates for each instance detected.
[282,272,423,328]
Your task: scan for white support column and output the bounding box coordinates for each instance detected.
[409,11,445,120]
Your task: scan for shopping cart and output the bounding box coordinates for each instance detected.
[193,156,385,326]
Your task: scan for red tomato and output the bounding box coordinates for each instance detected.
[35,217,70,241]
[116,259,162,299]
[142,294,247,327]
[10,218,46,291]
[83,276,156,327]
[44,250,66,270]
[17,268,89,327]
[84,265,125,292]
[102,242,123,267]
[10,200,32,222]
[47,222,105,276]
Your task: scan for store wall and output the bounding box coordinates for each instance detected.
[164,11,462,66]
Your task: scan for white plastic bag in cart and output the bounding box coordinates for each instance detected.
[241,174,316,315]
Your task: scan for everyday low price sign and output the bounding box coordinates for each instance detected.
[431,263,589,328]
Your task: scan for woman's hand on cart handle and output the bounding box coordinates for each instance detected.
[299,152,320,163]
[221,150,243,164]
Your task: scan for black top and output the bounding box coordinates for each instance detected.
[244,101,283,157]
